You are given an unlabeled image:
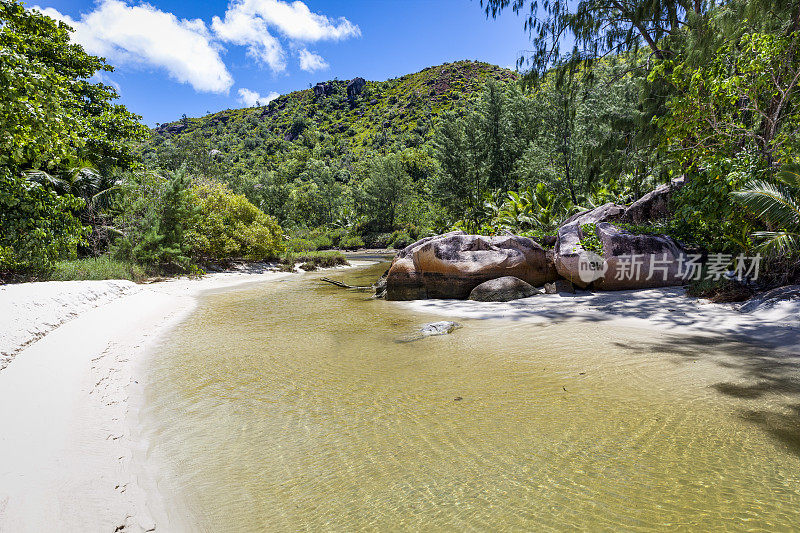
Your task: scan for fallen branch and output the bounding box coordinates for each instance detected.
[320,277,372,290]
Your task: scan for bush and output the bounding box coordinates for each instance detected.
[341,235,365,250]
[328,228,349,247]
[366,232,394,248]
[187,180,284,261]
[311,234,333,250]
[281,250,348,269]
[47,256,147,282]
[286,238,316,252]
[389,230,413,249]
[0,171,86,274]
[686,277,753,303]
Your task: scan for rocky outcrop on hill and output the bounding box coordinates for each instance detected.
[385,232,557,300]
[347,77,366,99]
[313,82,334,97]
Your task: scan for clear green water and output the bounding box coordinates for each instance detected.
[141,262,800,532]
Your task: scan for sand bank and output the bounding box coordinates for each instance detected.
[0,267,297,532]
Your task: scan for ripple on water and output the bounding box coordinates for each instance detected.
[141,262,800,532]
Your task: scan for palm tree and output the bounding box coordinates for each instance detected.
[732,165,800,254]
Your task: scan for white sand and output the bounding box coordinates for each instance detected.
[1,268,798,532]
[403,287,800,354]
[0,268,298,532]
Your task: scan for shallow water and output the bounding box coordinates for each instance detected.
[142,262,800,531]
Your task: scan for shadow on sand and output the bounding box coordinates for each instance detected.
[407,289,800,458]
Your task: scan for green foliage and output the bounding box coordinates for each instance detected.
[654,31,800,169]
[340,235,365,250]
[187,180,284,261]
[732,165,800,255]
[685,277,753,303]
[0,0,146,274]
[0,170,86,272]
[579,223,604,255]
[280,250,348,269]
[286,237,316,252]
[113,169,195,272]
[47,256,147,282]
[355,153,410,232]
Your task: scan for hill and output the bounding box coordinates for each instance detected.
[142,60,515,168]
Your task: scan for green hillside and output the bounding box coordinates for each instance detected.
[145,60,515,160]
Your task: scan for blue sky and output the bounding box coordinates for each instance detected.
[32,0,534,126]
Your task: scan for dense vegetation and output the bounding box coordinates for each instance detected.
[2,0,799,286]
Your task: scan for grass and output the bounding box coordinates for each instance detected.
[47,256,148,282]
[280,250,349,271]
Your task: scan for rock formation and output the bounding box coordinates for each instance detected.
[347,77,366,99]
[622,177,685,224]
[385,232,558,300]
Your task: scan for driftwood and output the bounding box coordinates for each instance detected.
[320,277,372,290]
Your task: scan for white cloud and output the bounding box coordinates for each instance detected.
[238,88,280,107]
[298,48,328,72]
[34,1,233,93]
[212,0,359,71]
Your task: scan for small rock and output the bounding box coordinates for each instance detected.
[420,321,461,336]
[468,276,540,302]
[544,280,576,294]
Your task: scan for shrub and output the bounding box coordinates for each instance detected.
[341,235,365,250]
[281,250,348,269]
[579,224,604,255]
[187,180,284,261]
[311,234,333,250]
[389,230,413,249]
[686,277,753,303]
[286,238,316,252]
[47,256,147,282]
[328,228,349,247]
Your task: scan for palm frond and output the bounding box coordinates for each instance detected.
[732,180,800,230]
[751,231,800,254]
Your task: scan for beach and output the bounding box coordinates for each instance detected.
[1,266,798,531]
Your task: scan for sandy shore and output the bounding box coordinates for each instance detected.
[0,266,309,532]
[403,286,800,354]
[1,265,798,531]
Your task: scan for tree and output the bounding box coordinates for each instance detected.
[732,165,800,255]
[481,0,712,78]
[112,169,196,272]
[0,0,146,272]
[431,110,488,232]
[356,154,410,231]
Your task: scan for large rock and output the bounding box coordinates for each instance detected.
[554,221,689,290]
[347,77,366,99]
[553,222,595,289]
[622,177,685,224]
[594,223,688,290]
[563,202,625,226]
[313,82,333,97]
[385,232,558,300]
[468,276,540,302]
